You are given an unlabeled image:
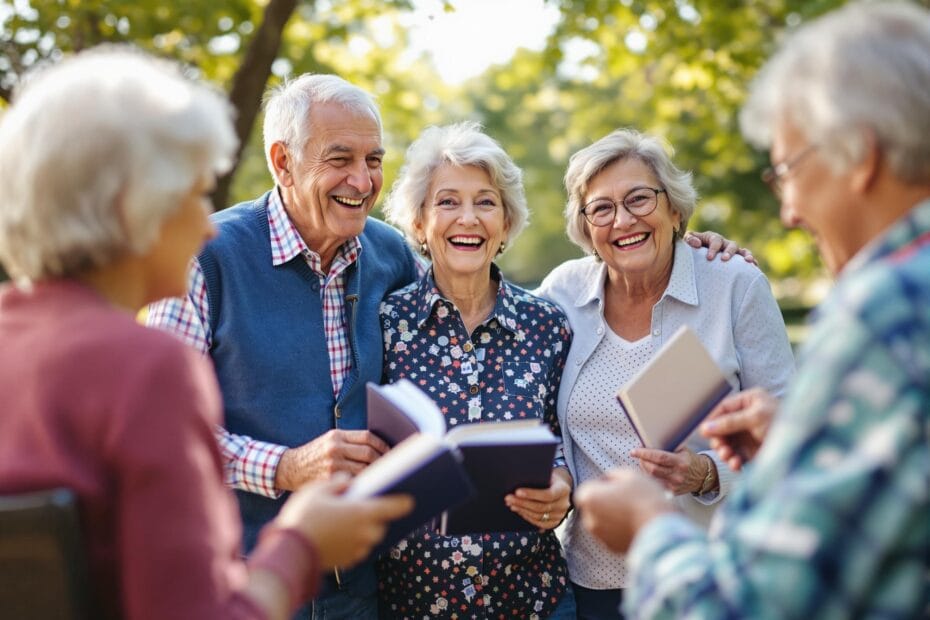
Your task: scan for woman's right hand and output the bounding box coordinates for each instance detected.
[276,474,413,568]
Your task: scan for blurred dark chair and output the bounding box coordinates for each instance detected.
[0,488,90,620]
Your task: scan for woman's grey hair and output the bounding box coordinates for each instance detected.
[563,128,697,255]
[382,121,529,256]
[262,74,382,179]
[740,1,930,184]
[0,46,237,281]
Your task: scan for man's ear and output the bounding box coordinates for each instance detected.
[851,129,881,195]
[270,142,293,187]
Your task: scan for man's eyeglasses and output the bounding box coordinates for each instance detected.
[580,187,667,227]
[762,144,818,198]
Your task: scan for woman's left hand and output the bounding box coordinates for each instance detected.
[630,447,707,495]
[505,467,573,530]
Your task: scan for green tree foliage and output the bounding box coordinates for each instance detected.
[6,0,922,296]
[465,0,855,290]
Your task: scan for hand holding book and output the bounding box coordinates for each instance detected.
[503,465,573,530]
[357,379,560,541]
[345,380,561,554]
[616,325,733,452]
[699,386,778,471]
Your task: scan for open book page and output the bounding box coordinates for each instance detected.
[445,419,553,445]
[617,325,732,451]
[368,380,446,445]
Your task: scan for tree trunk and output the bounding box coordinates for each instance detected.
[211,0,302,211]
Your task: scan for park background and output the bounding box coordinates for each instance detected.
[6,0,920,338]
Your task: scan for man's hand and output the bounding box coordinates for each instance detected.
[700,387,777,471]
[630,446,713,495]
[684,231,756,265]
[276,474,413,569]
[574,469,674,554]
[505,466,573,530]
[275,430,390,491]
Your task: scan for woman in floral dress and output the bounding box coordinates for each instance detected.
[376,122,576,619]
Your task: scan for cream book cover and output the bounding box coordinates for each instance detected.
[616,325,733,451]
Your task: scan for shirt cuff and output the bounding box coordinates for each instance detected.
[230,441,289,498]
[690,450,737,505]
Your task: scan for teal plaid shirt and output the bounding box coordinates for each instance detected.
[624,200,930,619]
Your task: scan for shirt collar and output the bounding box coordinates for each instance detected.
[573,239,698,308]
[841,198,930,275]
[414,263,522,335]
[268,187,363,270]
[660,239,699,306]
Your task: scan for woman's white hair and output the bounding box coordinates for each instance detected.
[563,128,697,255]
[382,121,529,256]
[0,45,237,281]
[740,1,930,184]
[262,74,382,178]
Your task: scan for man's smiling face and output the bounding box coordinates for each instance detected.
[284,100,384,250]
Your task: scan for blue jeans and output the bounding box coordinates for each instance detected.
[291,590,378,620]
[547,581,578,619]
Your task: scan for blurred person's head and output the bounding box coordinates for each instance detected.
[0,46,236,303]
[262,75,384,254]
[740,1,930,273]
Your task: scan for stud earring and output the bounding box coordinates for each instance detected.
[497,241,507,255]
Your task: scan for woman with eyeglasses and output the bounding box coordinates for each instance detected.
[535,128,795,619]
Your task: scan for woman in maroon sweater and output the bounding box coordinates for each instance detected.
[0,48,411,620]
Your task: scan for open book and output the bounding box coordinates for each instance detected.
[362,379,558,536]
[616,325,733,451]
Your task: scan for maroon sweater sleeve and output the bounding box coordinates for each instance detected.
[104,337,319,619]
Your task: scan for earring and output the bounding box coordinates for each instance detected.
[497,241,507,255]
[592,248,601,261]
[418,240,429,256]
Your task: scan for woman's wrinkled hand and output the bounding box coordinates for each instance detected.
[630,446,709,495]
[505,467,573,530]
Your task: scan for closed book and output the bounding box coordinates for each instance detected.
[344,433,475,553]
[439,437,556,535]
[616,325,733,451]
[367,380,558,534]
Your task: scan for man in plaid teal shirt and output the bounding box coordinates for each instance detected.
[574,3,930,618]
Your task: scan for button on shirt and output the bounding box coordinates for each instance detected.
[146,188,360,497]
[624,200,930,619]
[376,267,571,619]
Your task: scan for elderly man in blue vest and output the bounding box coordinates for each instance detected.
[148,74,743,618]
[147,75,418,619]
[574,3,930,618]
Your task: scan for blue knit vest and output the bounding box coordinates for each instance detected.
[200,191,418,598]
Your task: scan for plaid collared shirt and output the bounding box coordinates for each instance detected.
[622,199,930,619]
[146,189,361,497]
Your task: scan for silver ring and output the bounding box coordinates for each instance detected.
[542,511,550,522]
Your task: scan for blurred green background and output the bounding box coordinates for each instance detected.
[7,0,911,335]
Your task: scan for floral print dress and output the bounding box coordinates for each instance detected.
[376,267,572,619]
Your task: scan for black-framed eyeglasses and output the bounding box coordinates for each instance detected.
[762,144,818,198]
[580,187,667,227]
